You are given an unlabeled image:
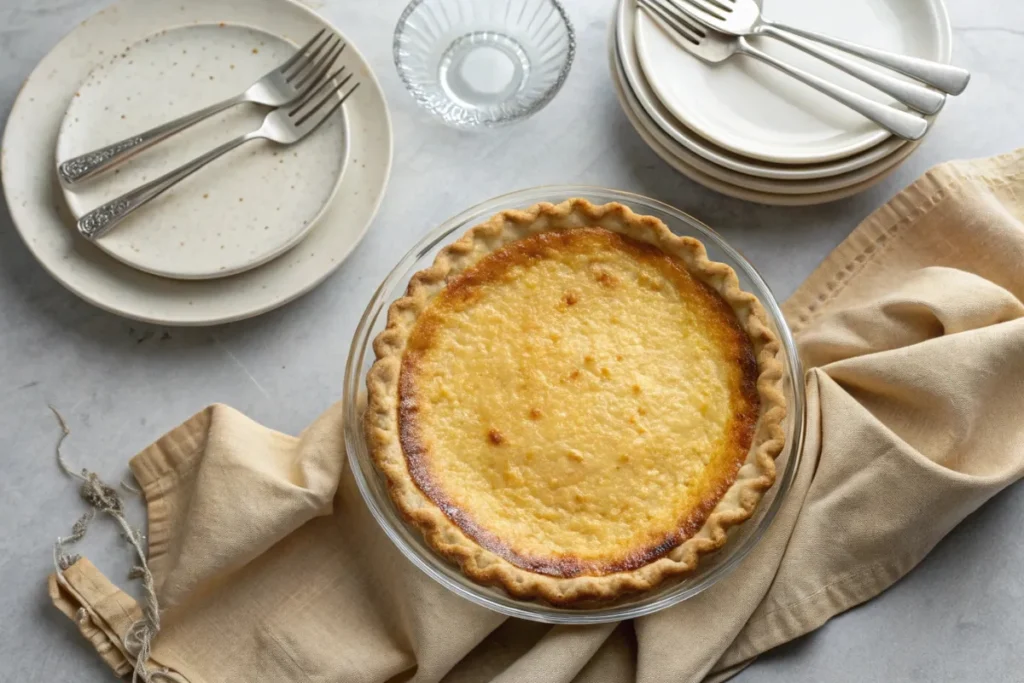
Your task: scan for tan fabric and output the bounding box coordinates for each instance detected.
[49,150,1024,683]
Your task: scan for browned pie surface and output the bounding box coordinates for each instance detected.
[398,227,760,577]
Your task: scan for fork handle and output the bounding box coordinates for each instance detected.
[77,133,253,240]
[757,25,945,115]
[737,39,928,141]
[58,95,244,187]
[763,20,970,96]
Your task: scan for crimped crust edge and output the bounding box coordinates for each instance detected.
[363,198,787,605]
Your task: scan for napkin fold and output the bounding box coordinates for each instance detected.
[49,150,1024,683]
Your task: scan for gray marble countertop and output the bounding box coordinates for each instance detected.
[2,0,1022,680]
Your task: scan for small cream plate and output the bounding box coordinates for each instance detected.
[2,0,391,326]
[57,23,348,280]
[634,0,950,164]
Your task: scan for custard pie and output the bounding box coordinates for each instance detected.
[365,199,786,604]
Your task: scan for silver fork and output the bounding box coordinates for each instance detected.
[77,69,359,240]
[638,0,928,141]
[667,0,970,95]
[666,0,945,115]
[58,29,346,187]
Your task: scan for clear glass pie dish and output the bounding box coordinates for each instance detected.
[343,186,805,623]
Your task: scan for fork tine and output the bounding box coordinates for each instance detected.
[294,73,356,128]
[291,70,352,118]
[286,33,337,83]
[640,0,704,43]
[295,40,346,90]
[653,0,707,31]
[292,66,346,114]
[668,0,725,22]
[298,80,360,132]
[279,29,326,75]
[668,2,711,36]
[694,0,733,13]
[660,0,710,31]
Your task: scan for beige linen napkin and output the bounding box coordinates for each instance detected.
[49,150,1024,683]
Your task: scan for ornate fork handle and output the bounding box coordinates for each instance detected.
[58,96,242,187]
[78,133,254,240]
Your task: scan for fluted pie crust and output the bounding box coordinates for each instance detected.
[365,199,786,604]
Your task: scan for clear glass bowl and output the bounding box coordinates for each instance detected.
[343,186,805,623]
[393,0,575,129]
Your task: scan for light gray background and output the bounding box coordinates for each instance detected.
[2,0,1022,680]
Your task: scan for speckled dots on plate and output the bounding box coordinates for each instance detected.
[56,23,349,280]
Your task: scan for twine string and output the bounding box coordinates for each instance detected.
[50,407,164,683]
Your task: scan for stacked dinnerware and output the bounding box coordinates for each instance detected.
[610,0,958,205]
[3,0,393,326]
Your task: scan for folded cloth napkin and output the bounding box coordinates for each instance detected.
[49,150,1024,683]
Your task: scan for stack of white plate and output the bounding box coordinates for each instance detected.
[610,0,953,205]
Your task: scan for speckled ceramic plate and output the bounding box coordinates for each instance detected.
[57,24,349,280]
[2,0,391,325]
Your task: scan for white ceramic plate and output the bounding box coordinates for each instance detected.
[613,34,922,195]
[615,0,908,181]
[57,24,349,280]
[634,0,951,164]
[609,35,917,205]
[2,0,392,325]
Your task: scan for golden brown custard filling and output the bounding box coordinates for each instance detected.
[399,227,759,577]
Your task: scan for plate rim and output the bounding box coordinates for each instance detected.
[2,0,393,326]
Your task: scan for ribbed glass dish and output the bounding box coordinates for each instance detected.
[394,0,575,129]
[343,186,805,623]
